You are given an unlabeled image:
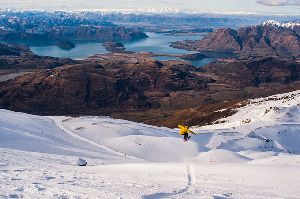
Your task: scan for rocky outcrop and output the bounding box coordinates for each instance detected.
[171,21,300,58]
[55,41,76,49]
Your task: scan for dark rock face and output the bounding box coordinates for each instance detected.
[171,23,300,58]
[3,26,148,41]
[0,60,209,115]
[55,41,76,49]
[71,26,148,40]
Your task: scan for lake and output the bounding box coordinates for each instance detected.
[9,33,225,67]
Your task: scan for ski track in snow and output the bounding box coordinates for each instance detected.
[49,116,144,162]
[187,164,196,186]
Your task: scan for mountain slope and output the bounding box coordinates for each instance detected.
[171,20,300,58]
[0,90,300,198]
[0,60,209,115]
[1,55,300,121]
[0,10,148,41]
[3,26,148,41]
[0,42,78,70]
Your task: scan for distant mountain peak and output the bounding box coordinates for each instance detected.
[172,20,300,58]
[75,7,185,14]
[262,20,300,29]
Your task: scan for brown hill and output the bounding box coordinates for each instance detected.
[1,45,300,124]
[202,58,300,87]
[171,21,300,59]
[150,58,300,127]
[0,59,210,115]
[153,100,245,128]
[0,42,78,70]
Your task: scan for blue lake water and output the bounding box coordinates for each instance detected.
[123,33,203,54]
[152,56,219,67]
[8,32,225,67]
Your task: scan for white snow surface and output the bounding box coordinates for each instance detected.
[1,90,300,198]
[262,20,300,29]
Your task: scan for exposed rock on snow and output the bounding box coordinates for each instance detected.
[76,158,87,166]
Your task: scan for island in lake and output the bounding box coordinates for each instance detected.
[55,41,76,49]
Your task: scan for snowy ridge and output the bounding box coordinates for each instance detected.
[2,8,299,16]
[0,7,185,15]
[197,90,300,157]
[76,7,185,14]
[0,90,300,198]
[211,90,300,126]
[262,20,300,29]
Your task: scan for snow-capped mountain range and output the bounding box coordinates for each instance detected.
[1,8,300,34]
[76,7,185,14]
[0,90,300,198]
[0,9,148,41]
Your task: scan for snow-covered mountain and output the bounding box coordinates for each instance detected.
[1,9,300,34]
[0,9,148,41]
[0,90,300,198]
[77,7,185,14]
[262,20,300,29]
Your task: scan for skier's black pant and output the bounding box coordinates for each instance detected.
[183,133,189,140]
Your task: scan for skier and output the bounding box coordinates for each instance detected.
[178,125,195,141]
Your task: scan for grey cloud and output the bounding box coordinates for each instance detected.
[256,0,300,6]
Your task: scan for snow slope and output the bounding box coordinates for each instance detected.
[1,90,300,198]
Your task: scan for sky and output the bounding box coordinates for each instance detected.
[1,0,300,15]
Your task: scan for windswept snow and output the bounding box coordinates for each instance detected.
[1,90,300,198]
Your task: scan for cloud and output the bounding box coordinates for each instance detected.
[256,0,300,6]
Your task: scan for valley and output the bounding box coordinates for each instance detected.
[1,44,300,125]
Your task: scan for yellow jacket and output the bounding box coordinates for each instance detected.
[178,125,195,135]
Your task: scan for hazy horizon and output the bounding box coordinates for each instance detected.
[1,0,300,15]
